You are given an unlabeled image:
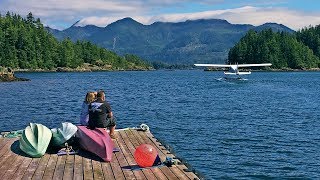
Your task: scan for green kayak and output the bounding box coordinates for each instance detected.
[19,123,52,157]
[51,122,77,147]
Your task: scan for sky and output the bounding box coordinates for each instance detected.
[1,0,320,30]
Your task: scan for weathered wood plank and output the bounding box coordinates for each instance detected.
[82,156,93,180]
[145,131,199,180]
[63,154,75,180]
[112,138,137,180]
[11,156,33,180]
[0,128,199,180]
[127,129,179,180]
[1,151,26,179]
[117,130,151,180]
[92,159,104,180]
[0,138,14,162]
[73,155,83,180]
[21,157,41,179]
[32,154,51,180]
[100,162,115,180]
[135,130,191,180]
[0,139,21,178]
[108,146,126,180]
[42,154,58,180]
[0,138,10,154]
[121,130,166,180]
[52,155,67,180]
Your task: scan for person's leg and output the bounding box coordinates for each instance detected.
[109,125,116,139]
[106,117,116,138]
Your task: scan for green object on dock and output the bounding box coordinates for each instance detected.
[0,129,23,138]
[51,122,78,147]
[19,123,52,158]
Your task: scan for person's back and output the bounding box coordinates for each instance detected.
[88,91,113,128]
[88,99,108,128]
[88,90,116,139]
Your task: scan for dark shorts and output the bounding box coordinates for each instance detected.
[106,117,116,128]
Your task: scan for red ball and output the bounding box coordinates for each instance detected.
[134,144,159,167]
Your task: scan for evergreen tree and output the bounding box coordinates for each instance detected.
[228,28,320,69]
[0,12,151,70]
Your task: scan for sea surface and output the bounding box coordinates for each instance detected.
[1,70,320,179]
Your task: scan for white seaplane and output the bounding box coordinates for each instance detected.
[194,63,272,79]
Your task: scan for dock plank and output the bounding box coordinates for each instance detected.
[0,138,10,153]
[0,128,199,180]
[91,159,104,180]
[108,149,125,180]
[0,139,21,177]
[2,151,26,179]
[52,155,67,180]
[82,156,93,180]
[127,129,179,180]
[135,130,192,180]
[118,130,157,180]
[112,139,137,179]
[63,154,75,180]
[42,154,58,180]
[32,154,51,180]
[11,156,33,180]
[73,155,84,180]
[145,131,199,180]
[22,157,41,179]
[100,162,115,180]
[117,130,151,179]
[121,130,168,180]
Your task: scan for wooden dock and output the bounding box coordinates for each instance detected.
[0,129,200,179]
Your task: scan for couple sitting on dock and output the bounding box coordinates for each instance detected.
[80,90,116,139]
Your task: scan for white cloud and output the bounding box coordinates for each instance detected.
[1,0,320,30]
[77,6,320,30]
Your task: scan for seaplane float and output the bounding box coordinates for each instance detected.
[194,63,272,79]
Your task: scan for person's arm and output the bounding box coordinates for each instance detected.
[107,111,113,118]
[105,102,113,118]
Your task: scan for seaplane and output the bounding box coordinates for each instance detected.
[194,63,272,79]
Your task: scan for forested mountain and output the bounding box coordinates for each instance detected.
[0,12,151,71]
[228,29,320,69]
[48,18,294,64]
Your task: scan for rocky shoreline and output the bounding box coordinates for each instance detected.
[1,64,154,82]
[0,67,30,82]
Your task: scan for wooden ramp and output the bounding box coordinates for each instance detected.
[0,129,200,180]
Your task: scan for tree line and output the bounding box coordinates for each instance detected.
[0,12,151,70]
[228,27,320,69]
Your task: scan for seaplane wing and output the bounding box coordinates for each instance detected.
[194,63,272,68]
[194,63,272,79]
[194,64,233,68]
[236,63,272,67]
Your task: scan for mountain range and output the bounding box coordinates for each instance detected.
[47,18,294,64]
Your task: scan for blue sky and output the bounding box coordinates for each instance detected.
[0,0,319,30]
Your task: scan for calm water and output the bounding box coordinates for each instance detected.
[1,70,320,179]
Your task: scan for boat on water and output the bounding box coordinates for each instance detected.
[51,122,78,147]
[19,123,52,157]
[76,126,114,162]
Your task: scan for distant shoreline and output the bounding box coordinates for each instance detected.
[13,66,154,73]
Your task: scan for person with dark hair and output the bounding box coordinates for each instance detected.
[88,90,116,139]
